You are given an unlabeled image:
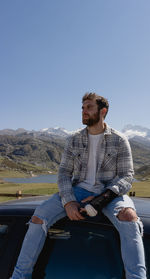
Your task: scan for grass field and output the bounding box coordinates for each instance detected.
[132,180,150,197]
[0,179,150,203]
[0,167,150,202]
[0,181,58,202]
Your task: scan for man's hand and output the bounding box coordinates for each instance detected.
[64,201,85,221]
[80,196,97,217]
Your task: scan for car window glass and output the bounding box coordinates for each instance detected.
[43,225,124,279]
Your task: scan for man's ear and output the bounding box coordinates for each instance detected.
[101,108,107,118]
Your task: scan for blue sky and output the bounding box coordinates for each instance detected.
[0,0,150,132]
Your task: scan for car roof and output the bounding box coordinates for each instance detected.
[0,195,50,206]
[0,196,150,233]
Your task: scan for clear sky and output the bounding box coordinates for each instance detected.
[0,0,150,132]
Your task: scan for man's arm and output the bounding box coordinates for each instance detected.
[58,136,85,220]
[58,137,84,220]
[57,136,77,206]
[107,136,134,195]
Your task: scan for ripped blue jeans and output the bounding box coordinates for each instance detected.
[11,186,146,279]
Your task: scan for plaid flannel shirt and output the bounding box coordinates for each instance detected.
[58,124,134,206]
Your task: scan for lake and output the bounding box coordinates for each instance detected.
[4,174,58,184]
[4,175,138,184]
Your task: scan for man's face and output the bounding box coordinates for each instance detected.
[82,99,100,126]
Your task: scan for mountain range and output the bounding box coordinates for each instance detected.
[1,124,150,141]
[0,127,75,137]
[0,125,150,178]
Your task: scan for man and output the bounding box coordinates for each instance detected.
[11,93,146,279]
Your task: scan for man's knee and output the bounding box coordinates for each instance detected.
[117,207,138,222]
[32,216,43,224]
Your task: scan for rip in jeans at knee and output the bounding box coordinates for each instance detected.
[115,207,144,236]
[26,217,48,235]
[114,206,135,218]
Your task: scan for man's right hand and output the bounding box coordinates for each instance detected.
[64,201,85,221]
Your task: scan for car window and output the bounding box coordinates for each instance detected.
[36,224,124,279]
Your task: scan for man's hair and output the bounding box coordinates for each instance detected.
[82,92,109,117]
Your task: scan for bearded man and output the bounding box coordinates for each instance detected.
[11,93,146,279]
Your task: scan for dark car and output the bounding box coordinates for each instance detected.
[0,196,150,279]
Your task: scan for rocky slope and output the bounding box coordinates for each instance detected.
[0,132,65,173]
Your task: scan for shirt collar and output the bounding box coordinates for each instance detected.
[103,123,112,135]
[81,123,112,146]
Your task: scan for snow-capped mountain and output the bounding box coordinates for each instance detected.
[1,125,150,141]
[40,127,81,137]
[40,125,150,142]
[122,125,150,146]
[0,127,80,137]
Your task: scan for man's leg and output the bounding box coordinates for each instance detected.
[11,193,66,279]
[11,186,95,279]
[102,195,147,279]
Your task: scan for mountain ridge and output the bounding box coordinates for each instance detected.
[0,124,150,138]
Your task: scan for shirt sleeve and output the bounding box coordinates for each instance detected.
[57,136,77,206]
[107,136,134,195]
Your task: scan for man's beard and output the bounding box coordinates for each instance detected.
[82,111,100,127]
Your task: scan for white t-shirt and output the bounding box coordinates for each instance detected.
[78,133,104,193]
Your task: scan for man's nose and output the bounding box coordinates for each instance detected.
[82,108,87,114]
